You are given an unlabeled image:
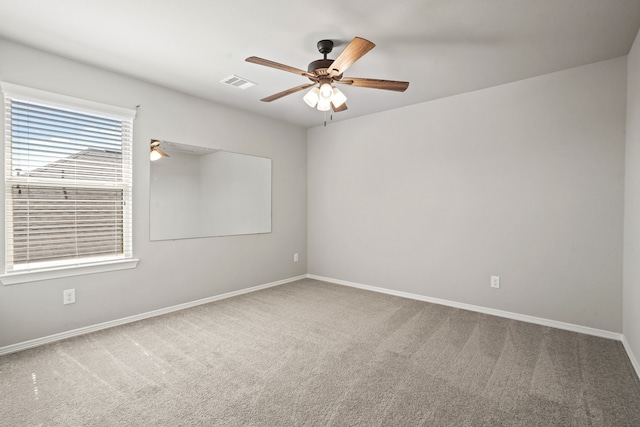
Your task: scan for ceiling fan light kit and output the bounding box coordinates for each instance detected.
[246,36,409,115]
[150,140,169,161]
[303,81,347,110]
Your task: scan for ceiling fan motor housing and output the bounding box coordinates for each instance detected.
[308,39,338,76]
[307,59,334,74]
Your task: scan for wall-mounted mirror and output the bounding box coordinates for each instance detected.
[150,141,271,240]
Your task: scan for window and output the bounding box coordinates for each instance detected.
[1,83,137,284]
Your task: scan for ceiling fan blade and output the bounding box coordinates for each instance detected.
[246,56,315,78]
[327,37,375,78]
[336,77,409,92]
[332,102,348,112]
[260,83,316,102]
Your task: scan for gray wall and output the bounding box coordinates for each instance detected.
[308,57,626,332]
[624,31,640,365]
[0,38,308,347]
[0,36,633,350]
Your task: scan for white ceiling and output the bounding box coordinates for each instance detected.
[1,0,640,128]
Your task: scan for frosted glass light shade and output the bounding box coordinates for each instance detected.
[317,98,332,111]
[319,83,333,100]
[332,87,347,107]
[150,149,162,161]
[303,87,320,107]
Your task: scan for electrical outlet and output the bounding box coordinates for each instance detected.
[63,289,76,305]
[491,276,500,289]
[293,253,299,262]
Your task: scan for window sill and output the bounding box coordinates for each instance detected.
[0,258,139,285]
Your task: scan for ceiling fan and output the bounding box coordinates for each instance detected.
[150,140,169,161]
[246,37,409,112]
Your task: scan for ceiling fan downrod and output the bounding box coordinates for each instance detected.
[308,40,335,74]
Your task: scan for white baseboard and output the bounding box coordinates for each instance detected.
[307,274,624,341]
[5,272,636,381]
[0,275,307,356]
[622,335,640,380]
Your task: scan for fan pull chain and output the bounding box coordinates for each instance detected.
[323,111,335,127]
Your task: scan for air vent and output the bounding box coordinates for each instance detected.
[220,75,256,90]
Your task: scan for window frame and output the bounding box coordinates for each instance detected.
[0,82,138,285]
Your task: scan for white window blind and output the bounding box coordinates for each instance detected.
[2,83,135,273]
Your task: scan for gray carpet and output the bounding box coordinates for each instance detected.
[1,279,639,426]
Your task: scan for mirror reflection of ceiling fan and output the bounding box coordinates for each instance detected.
[246,37,409,113]
[150,140,169,161]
